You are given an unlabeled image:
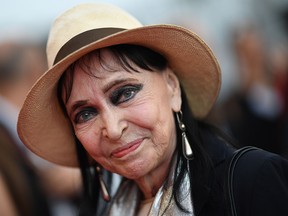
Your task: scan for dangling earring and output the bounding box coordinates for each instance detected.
[96,166,111,201]
[176,111,194,160]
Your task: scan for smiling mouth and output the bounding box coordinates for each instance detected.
[111,138,143,158]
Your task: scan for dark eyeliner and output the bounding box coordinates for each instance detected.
[111,84,143,105]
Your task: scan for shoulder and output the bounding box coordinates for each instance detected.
[234,147,288,185]
[233,147,288,216]
[236,146,287,167]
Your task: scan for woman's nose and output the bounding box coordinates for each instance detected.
[101,109,127,140]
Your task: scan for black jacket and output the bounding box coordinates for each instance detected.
[192,129,288,216]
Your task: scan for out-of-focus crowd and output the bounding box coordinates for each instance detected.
[1,3,288,216]
[0,39,82,216]
[208,24,288,159]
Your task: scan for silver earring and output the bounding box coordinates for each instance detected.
[96,166,110,201]
[176,111,194,160]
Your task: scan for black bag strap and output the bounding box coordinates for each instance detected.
[227,146,259,216]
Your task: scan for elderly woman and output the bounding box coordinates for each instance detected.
[17,3,288,216]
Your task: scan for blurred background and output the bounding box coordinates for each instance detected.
[1,0,288,215]
[2,0,288,99]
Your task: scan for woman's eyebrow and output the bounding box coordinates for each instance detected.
[68,78,139,114]
[103,78,138,93]
[69,100,88,114]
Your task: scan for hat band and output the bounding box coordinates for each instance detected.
[54,28,126,65]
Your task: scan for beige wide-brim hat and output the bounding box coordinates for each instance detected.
[17,3,221,167]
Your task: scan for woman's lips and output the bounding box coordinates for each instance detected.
[111,138,143,158]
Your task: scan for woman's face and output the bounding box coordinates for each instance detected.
[64,49,181,179]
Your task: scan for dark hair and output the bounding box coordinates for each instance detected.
[57,44,233,215]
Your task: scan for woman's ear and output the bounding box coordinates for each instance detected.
[165,69,182,112]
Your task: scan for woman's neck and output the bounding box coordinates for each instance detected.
[134,149,176,199]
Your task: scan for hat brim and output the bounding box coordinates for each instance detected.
[17,25,221,167]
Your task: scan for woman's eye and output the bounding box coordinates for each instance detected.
[111,84,143,105]
[75,108,97,124]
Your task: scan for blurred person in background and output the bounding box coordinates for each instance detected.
[0,40,82,215]
[271,44,288,158]
[210,25,286,157]
[0,41,52,216]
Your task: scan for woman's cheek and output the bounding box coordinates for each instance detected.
[76,130,102,157]
[126,104,159,128]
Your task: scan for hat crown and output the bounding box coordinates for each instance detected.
[47,3,142,67]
